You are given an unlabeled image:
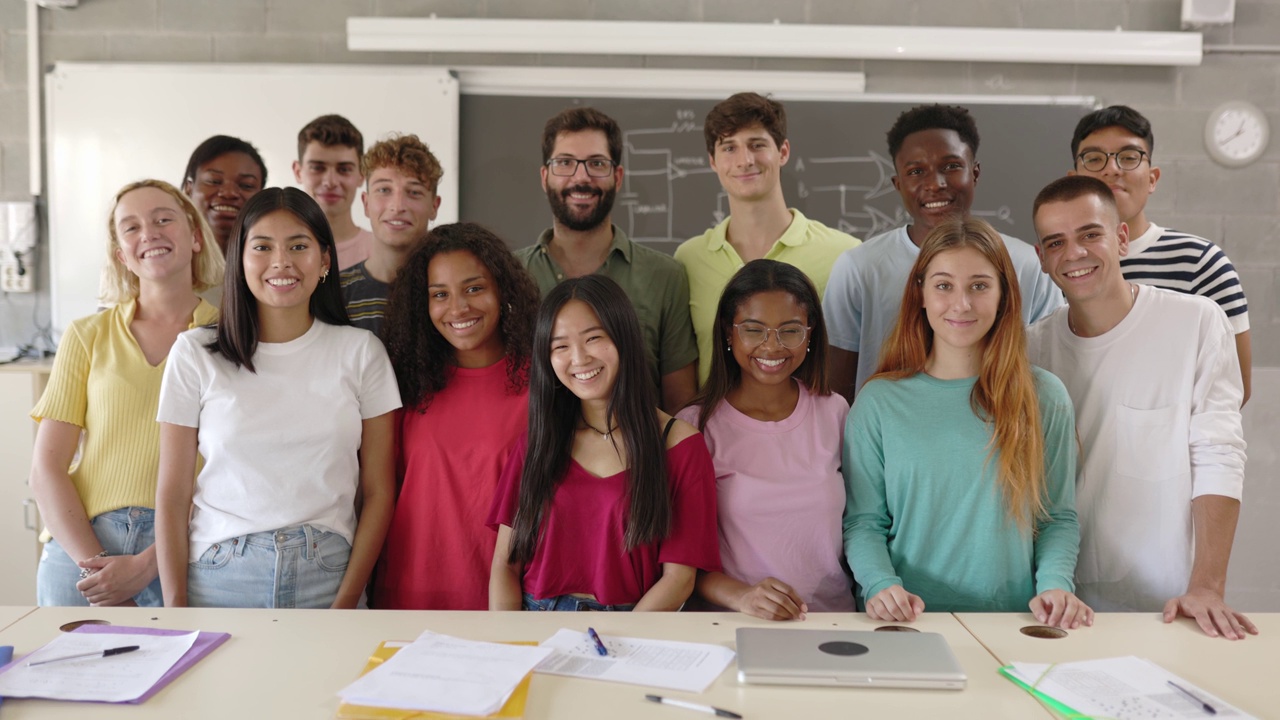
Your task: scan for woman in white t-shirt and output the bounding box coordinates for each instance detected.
[678,260,853,620]
[155,187,401,609]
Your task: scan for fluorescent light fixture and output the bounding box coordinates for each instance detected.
[348,18,1203,67]
[453,66,865,100]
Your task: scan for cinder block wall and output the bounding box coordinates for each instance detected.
[1,0,1276,607]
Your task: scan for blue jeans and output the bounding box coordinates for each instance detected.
[522,592,636,612]
[187,525,352,608]
[36,507,163,607]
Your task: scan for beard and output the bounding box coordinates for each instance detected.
[546,182,616,232]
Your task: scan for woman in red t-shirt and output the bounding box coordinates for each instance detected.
[488,275,721,611]
[375,223,540,609]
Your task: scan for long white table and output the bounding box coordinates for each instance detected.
[0,607,35,633]
[0,607,1045,719]
[957,612,1278,718]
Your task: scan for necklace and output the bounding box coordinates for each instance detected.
[580,415,617,441]
[1069,282,1136,336]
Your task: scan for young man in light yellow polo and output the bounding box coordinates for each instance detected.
[675,92,859,385]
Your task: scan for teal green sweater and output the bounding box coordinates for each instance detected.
[842,367,1079,612]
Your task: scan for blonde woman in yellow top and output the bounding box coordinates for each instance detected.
[30,179,223,606]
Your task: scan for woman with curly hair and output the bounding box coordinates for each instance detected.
[374,222,540,609]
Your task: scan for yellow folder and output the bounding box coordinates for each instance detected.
[336,641,534,720]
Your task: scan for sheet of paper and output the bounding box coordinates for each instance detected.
[0,631,199,702]
[337,631,553,716]
[536,628,735,693]
[1007,656,1253,719]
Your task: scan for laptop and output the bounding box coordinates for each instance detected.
[735,628,967,690]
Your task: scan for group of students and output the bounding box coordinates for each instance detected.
[27,93,1254,640]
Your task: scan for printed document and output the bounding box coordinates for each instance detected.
[1005,656,1253,719]
[537,628,734,693]
[338,631,553,716]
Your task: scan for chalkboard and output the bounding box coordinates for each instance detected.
[46,63,460,332]
[460,95,1094,255]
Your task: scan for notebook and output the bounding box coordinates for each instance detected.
[735,628,966,690]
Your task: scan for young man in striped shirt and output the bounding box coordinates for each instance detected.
[1069,105,1252,402]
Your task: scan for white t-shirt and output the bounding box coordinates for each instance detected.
[158,320,402,559]
[1026,286,1245,611]
[823,225,1062,393]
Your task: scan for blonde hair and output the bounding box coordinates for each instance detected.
[874,218,1047,530]
[100,179,224,305]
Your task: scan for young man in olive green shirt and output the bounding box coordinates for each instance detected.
[517,107,698,413]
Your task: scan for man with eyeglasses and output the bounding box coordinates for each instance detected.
[1069,105,1252,403]
[675,92,859,385]
[517,107,698,413]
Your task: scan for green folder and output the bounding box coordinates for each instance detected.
[998,665,1093,720]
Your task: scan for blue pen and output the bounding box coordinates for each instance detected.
[587,627,609,656]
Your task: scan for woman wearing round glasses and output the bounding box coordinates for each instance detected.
[678,259,853,620]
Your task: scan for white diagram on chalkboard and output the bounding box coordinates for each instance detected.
[615,109,1014,243]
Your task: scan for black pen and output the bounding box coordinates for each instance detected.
[645,694,742,719]
[1167,680,1217,715]
[28,645,141,667]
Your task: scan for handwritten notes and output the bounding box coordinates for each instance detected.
[0,631,198,702]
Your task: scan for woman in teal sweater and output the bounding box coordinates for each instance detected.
[843,218,1090,628]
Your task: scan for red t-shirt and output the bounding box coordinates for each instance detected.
[487,432,722,606]
[375,362,528,609]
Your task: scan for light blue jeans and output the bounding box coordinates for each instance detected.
[186,525,352,609]
[36,507,164,608]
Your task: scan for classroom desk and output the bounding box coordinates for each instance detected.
[0,607,36,633]
[957,612,1278,718]
[0,607,1045,719]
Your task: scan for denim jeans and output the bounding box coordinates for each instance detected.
[36,507,163,607]
[522,592,636,612]
[187,525,351,608]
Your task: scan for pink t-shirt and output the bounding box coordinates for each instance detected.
[375,361,528,610]
[487,433,721,606]
[336,228,373,271]
[677,382,855,612]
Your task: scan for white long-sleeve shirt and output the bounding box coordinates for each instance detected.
[1027,286,1245,611]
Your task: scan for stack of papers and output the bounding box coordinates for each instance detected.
[338,632,553,717]
[536,628,735,693]
[1001,656,1254,719]
[0,630,199,703]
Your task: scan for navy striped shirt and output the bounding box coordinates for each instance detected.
[1121,224,1249,332]
[340,260,390,335]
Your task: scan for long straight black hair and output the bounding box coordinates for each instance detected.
[687,259,831,431]
[508,275,672,564]
[206,187,348,371]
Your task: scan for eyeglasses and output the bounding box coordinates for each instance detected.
[1076,149,1149,172]
[733,323,811,349]
[546,157,616,177]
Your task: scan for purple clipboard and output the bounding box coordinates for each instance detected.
[71,625,230,704]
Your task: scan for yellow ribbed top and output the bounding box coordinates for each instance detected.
[32,299,218,534]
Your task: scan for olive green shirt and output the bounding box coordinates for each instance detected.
[516,225,698,393]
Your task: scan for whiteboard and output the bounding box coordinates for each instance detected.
[46,63,460,332]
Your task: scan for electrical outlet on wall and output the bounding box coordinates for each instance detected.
[1,248,34,293]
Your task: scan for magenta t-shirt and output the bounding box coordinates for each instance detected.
[487,433,721,606]
[678,382,855,612]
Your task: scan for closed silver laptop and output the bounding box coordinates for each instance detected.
[735,628,967,690]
